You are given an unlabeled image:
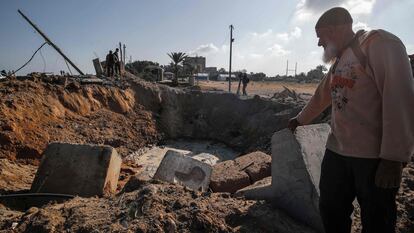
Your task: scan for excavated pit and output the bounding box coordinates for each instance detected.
[128,76,305,154]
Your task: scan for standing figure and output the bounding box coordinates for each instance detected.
[105,50,115,77]
[114,48,121,75]
[288,7,414,233]
[242,73,249,96]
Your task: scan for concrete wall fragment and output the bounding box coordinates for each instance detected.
[271,124,330,232]
[31,142,122,197]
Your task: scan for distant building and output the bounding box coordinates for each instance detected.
[143,65,164,81]
[217,73,237,81]
[204,67,217,73]
[183,56,206,72]
[164,71,174,80]
[194,73,209,81]
[203,67,218,80]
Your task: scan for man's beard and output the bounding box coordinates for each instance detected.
[322,42,338,64]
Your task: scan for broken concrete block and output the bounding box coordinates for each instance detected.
[209,151,271,193]
[153,150,212,191]
[191,153,220,166]
[234,151,271,183]
[31,142,122,197]
[271,124,330,233]
[93,58,104,76]
[234,176,273,200]
[209,160,250,193]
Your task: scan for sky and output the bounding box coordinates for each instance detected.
[0,0,413,76]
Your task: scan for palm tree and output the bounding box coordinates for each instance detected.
[167,52,187,85]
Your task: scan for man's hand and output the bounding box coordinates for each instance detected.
[375,159,403,189]
[287,118,301,133]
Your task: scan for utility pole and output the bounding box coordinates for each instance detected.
[123,44,126,67]
[17,9,84,75]
[286,60,298,77]
[286,60,289,76]
[119,42,123,63]
[295,62,297,76]
[228,25,234,92]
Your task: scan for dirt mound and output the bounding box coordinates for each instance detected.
[0,159,36,194]
[0,79,160,164]
[0,181,316,233]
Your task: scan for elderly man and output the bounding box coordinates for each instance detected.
[288,7,414,233]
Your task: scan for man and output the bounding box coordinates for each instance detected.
[242,73,249,96]
[288,7,414,233]
[114,48,121,75]
[105,50,115,77]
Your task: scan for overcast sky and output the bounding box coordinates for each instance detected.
[1,0,413,76]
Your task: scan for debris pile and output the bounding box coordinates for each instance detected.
[0,181,317,233]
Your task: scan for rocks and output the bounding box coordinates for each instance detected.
[235,151,271,183]
[235,177,272,199]
[153,150,212,191]
[209,151,271,193]
[209,160,250,193]
[31,142,122,197]
[271,124,330,233]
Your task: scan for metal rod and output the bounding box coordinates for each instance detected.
[0,193,74,199]
[123,44,126,66]
[229,25,234,92]
[118,42,122,63]
[17,9,84,75]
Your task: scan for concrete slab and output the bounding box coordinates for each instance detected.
[31,142,122,197]
[153,150,212,191]
[271,124,330,233]
[126,141,238,180]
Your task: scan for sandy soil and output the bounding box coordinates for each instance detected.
[0,181,316,233]
[197,80,318,97]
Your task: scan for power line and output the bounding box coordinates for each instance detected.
[64,59,73,75]
[39,48,46,72]
[12,42,49,75]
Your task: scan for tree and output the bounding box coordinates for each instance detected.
[307,65,327,80]
[167,52,187,85]
[125,60,159,74]
[218,68,226,73]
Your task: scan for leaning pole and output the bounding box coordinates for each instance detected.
[17,9,85,75]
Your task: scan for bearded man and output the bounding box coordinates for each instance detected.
[288,7,414,233]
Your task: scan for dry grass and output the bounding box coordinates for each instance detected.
[197,80,318,97]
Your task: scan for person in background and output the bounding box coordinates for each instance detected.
[114,48,121,76]
[105,50,115,77]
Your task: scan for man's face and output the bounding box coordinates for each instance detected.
[316,27,338,64]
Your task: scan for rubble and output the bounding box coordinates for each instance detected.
[0,181,317,233]
[153,150,212,191]
[210,151,271,193]
[31,143,122,197]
